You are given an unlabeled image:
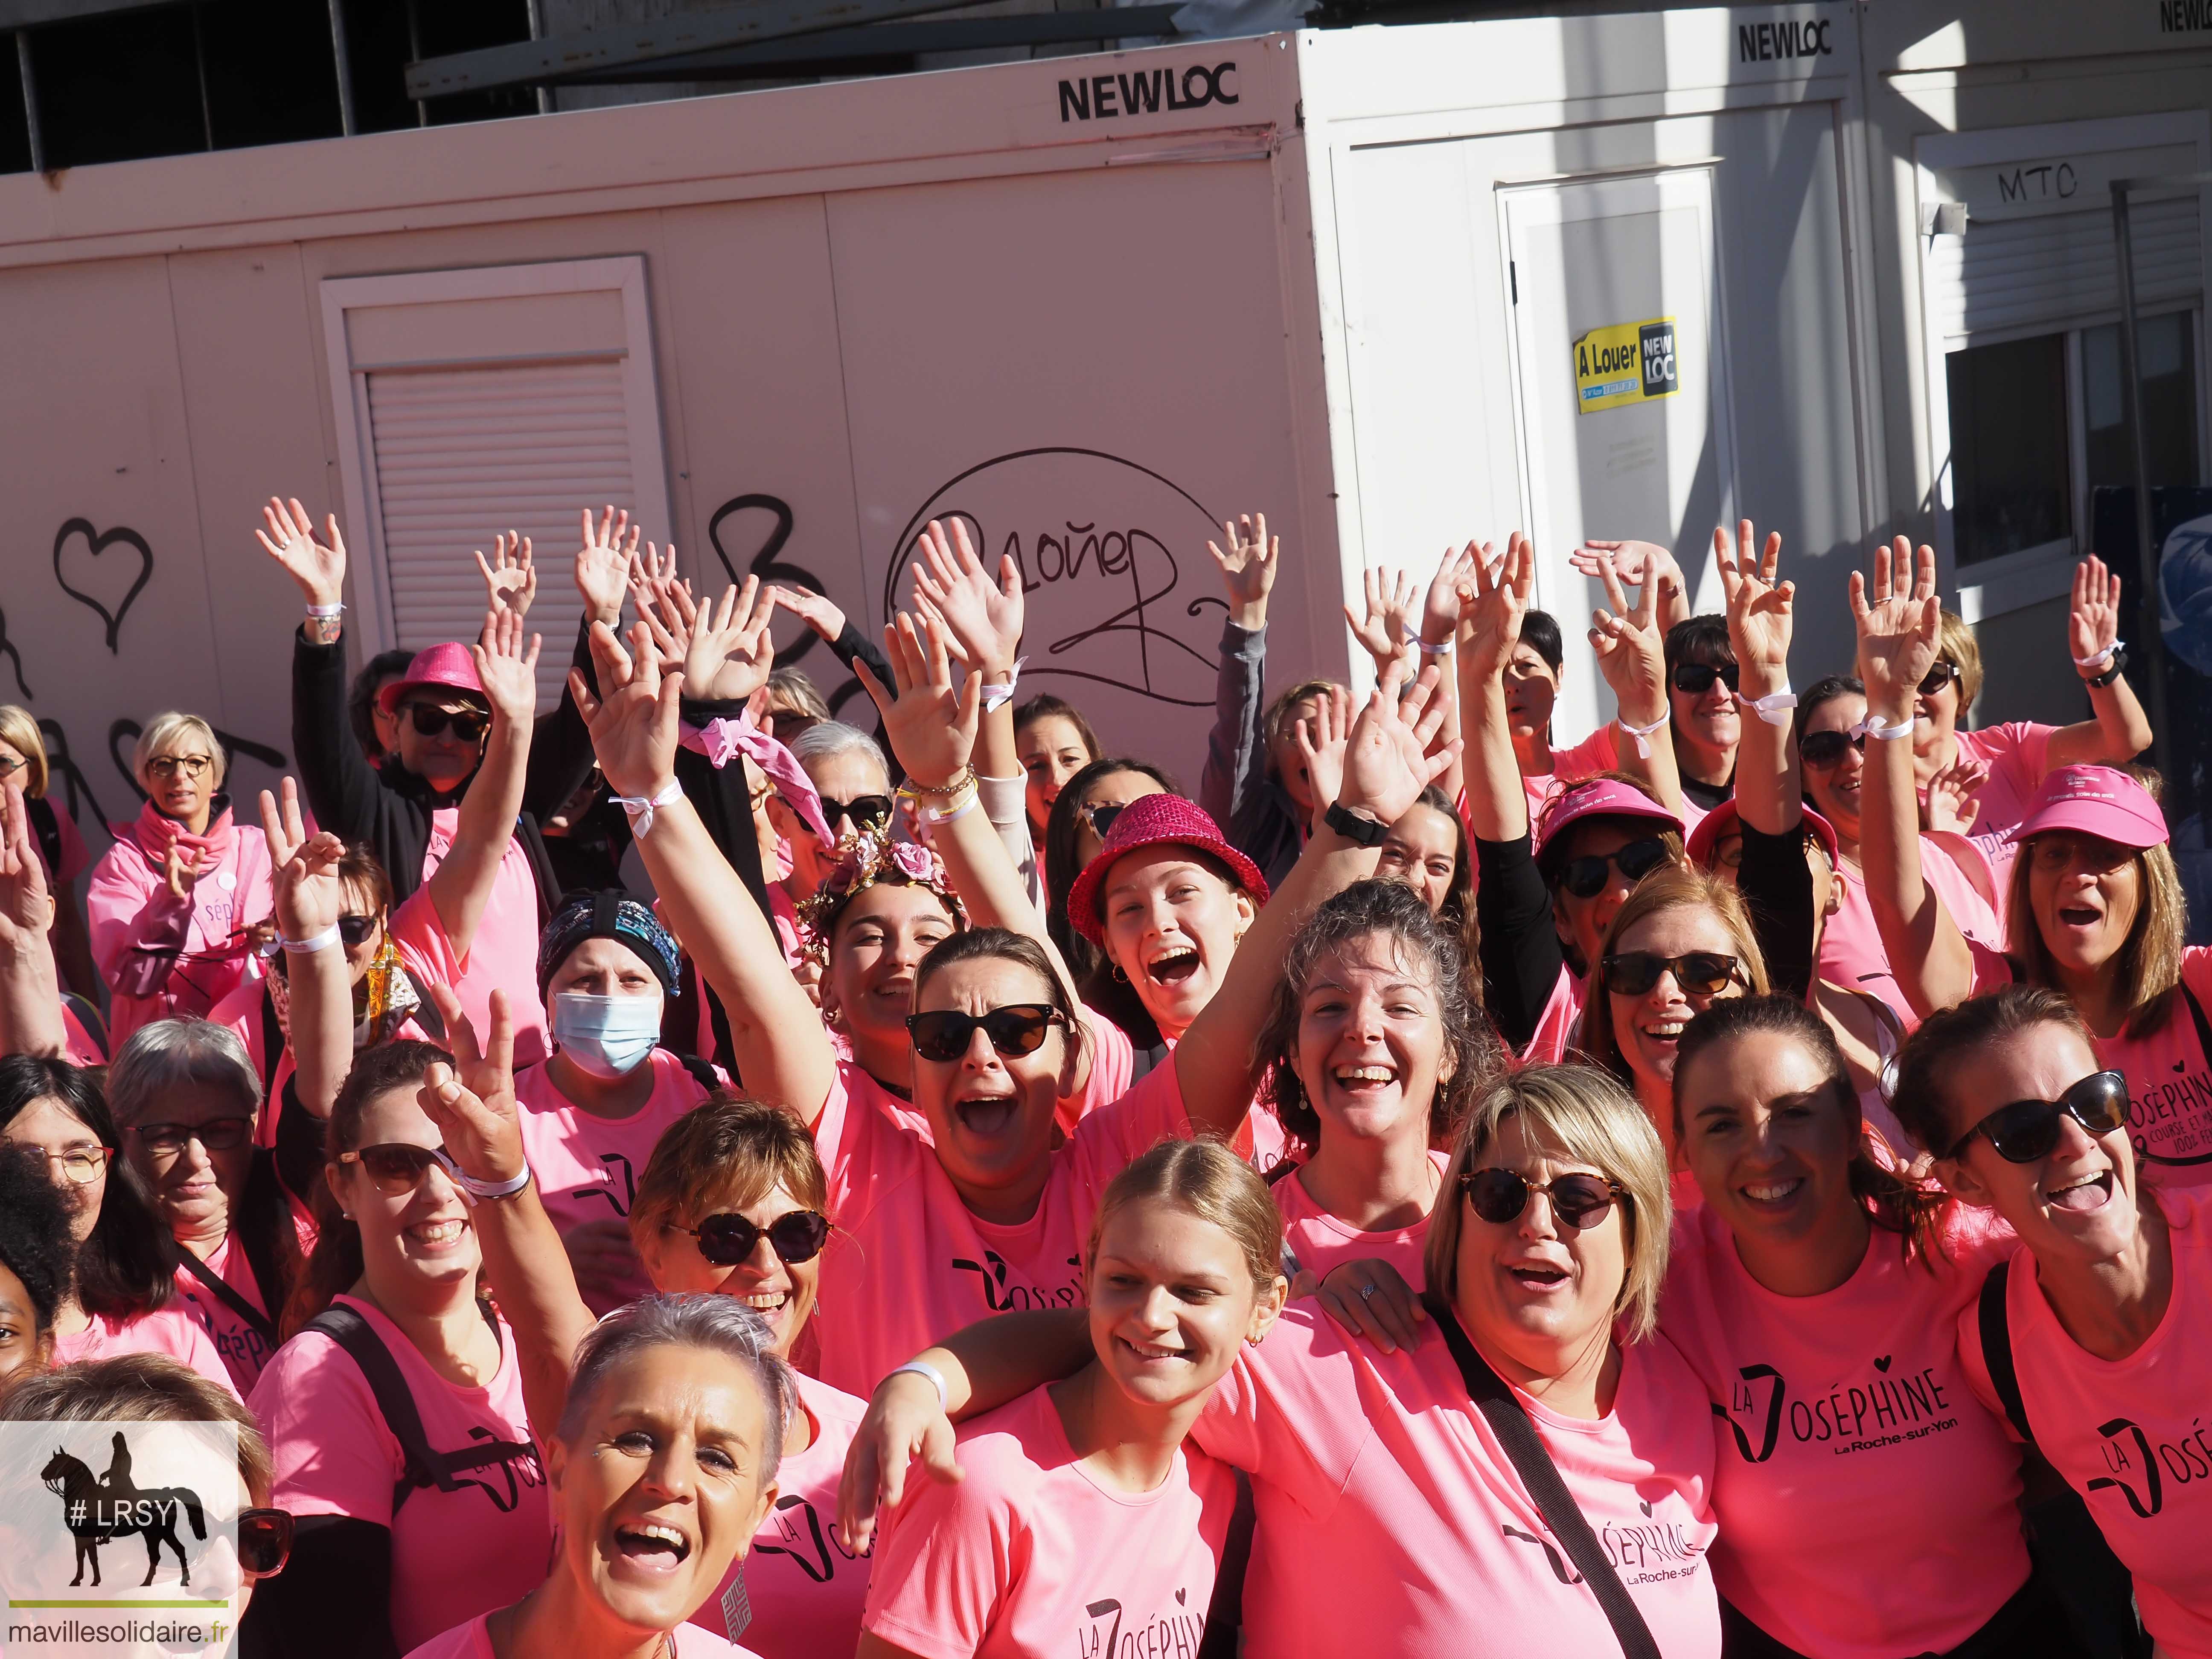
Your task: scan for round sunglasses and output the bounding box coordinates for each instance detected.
[677,1209,832,1269]
[1602,950,1741,998]
[1945,1069,2129,1164]
[1461,1167,1627,1231]
[907,1004,1066,1063]
[1557,837,1669,900]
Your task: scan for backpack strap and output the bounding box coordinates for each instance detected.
[175,1242,279,1351]
[1977,1260,2034,1446]
[402,969,447,1042]
[1423,1294,1662,1659]
[258,985,285,1099]
[304,1304,535,1513]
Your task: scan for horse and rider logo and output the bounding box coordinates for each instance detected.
[39,1431,208,1587]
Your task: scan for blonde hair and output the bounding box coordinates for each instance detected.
[1424,1065,1671,1342]
[1085,1137,1284,1295]
[628,1094,830,1256]
[0,707,48,797]
[1936,610,1983,710]
[134,713,225,791]
[1579,864,1770,1088]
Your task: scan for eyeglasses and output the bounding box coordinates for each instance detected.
[0,756,25,780]
[146,755,212,781]
[131,1118,253,1156]
[1944,1070,2129,1164]
[40,1147,113,1185]
[1918,661,1961,697]
[1461,1167,1628,1231]
[1671,662,1740,696]
[906,1004,1067,1063]
[1557,837,1669,899]
[405,704,490,743]
[1800,728,1868,769]
[338,1142,462,1195]
[239,1507,295,1576]
[1080,800,1130,839]
[821,793,893,832]
[1602,950,1742,998]
[678,1209,832,1268]
[338,913,380,948]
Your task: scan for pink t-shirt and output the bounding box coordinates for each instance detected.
[691,1372,871,1659]
[1956,1185,2212,1657]
[61,1001,105,1065]
[1520,965,1586,1066]
[171,1230,285,1395]
[52,1303,238,1397]
[1821,837,2005,1032]
[250,1293,552,1654]
[1272,1150,1448,1286]
[864,1382,1233,1659]
[1948,722,2057,840]
[1195,1304,1721,1658]
[1659,1203,2028,1657]
[388,814,550,1068]
[806,1059,1193,1398]
[512,1048,722,1313]
[1523,725,1621,822]
[406,1613,758,1659]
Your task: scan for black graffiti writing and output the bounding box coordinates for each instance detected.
[0,605,31,699]
[753,1493,867,1582]
[704,492,869,725]
[1997,162,2078,204]
[52,518,154,654]
[105,719,288,805]
[1058,62,1237,122]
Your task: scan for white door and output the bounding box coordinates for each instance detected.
[1501,168,1740,740]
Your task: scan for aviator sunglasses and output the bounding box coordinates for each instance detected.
[1602,950,1741,998]
[678,1209,832,1268]
[1461,1167,1627,1231]
[1944,1070,2129,1164]
[907,1004,1067,1063]
[1557,837,1670,899]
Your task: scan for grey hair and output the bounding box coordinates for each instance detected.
[108,1018,261,1129]
[790,721,888,781]
[134,713,227,790]
[558,1294,796,1489]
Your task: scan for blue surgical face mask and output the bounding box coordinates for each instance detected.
[553,990,663,1079]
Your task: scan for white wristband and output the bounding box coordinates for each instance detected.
[1743,689,1797,728]
[887,1360,949,1412]
[2073,640,2122,670]
[1617,710,1669,760]
[979,658,1026,714]
[612,779,684,838]
[304,602,345,618]
[1863,713,1915,742]
[1403,627,1453,655]
[279,923,341,956]
[430,1151,530,1206]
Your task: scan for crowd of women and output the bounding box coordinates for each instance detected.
[0,489,2201,1659]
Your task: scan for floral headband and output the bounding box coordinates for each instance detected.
[795,825,968,963]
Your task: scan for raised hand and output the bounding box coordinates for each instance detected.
[0,783,55,955]
[1420,542,1483,648]
[1923,753,1990,834]
[256,497,347,609]
[855,611,978,790]
[642,569,777,704]
[1345,567,1421,676]
[1206,513,1280,630]
[1294,685,1353,823]
[1715,520,1791,689]
[419,985,527,1186]
[910,519,1024,677]
[472,607,543,726]
[576,505,642,627]
[1851,537,1941,716]
[770,585,850,644]
[1337,659,1456,827]
[475,532,536,618]
[259,776,345,943]
[570,621,684,802]
[1464,533,1534,685]
[2069,553,2124,665]
[163,842,217,903]
[1588,551,1667,713]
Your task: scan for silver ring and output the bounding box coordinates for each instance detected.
[1358,1283,1379,1302]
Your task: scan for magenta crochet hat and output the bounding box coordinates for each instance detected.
[1065,794,1269,946]
[377,642,486,713]
[1533,776,1682,865]
[2008,765,2168,850]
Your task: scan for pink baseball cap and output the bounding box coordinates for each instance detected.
[2008,765,2168,850]
[1065,793,1269,946]
[376,642,486,713]
[1533,777,1683,866]
[1686,798,1841,870]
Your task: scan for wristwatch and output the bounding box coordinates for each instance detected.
[1324,800,1390,847]
[2085,647,2128,690]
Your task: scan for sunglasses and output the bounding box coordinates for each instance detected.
[405,704,490,743]
[1462,1167,1627,1231]
[1671,661,1740,696]
[1080,800,1129,839]
[338,1142,463,1196]
[821,793,894,832]
[1603,950,1741,998]
[678,1209,832,1268]
[239,1507,295,1576]
[906,1004,1067,1063]
[1800,728,1868,769]
[338,913,380,947]
[1557,837,1670,899]
[1918,661,1961,696]
[1944,1070,2129,1164]
[131,1117,253,1155]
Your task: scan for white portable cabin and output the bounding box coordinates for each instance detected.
[0,0,2205,853]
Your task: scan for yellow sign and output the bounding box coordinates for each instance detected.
[1575,317,1679,414]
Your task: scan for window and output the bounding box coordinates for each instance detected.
[2084,311,2200,495]
[1946,334,2071,566]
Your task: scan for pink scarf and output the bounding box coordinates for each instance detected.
[681,715,836,850]
[113,795,236,876]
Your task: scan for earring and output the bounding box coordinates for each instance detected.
[1110,961,1128,983]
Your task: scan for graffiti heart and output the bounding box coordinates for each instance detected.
[52,518,154,654]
